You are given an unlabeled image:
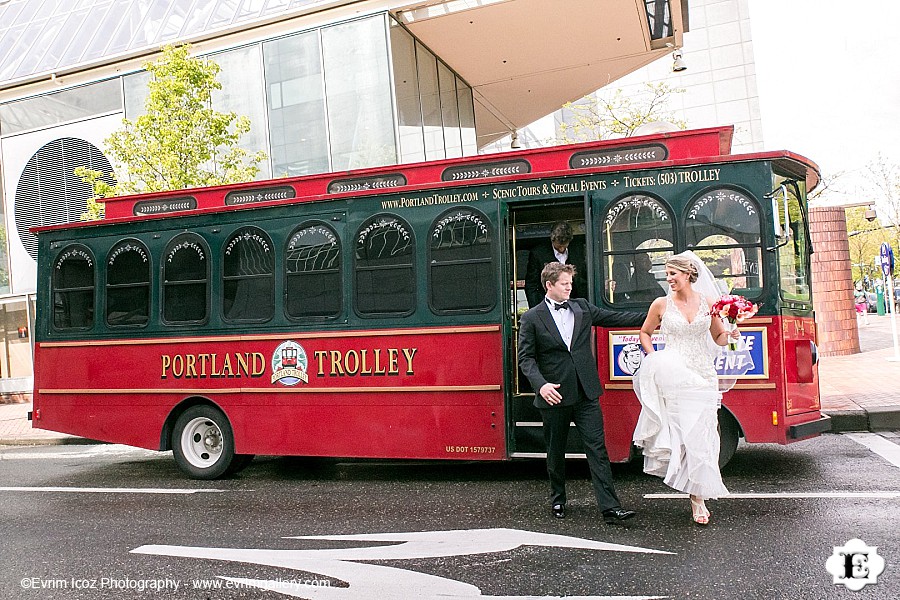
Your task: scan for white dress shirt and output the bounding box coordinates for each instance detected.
[545,297,574,350]
[553,247,569,264]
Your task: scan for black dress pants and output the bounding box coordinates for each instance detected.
[539,394,621,511]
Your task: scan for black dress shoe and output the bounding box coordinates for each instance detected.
[552,503,566,519]
[602,507,636,525]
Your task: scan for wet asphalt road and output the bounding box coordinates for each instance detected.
[0,433,898,600]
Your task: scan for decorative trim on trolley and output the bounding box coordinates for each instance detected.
[441,159,530,182]
[569,144,668,169]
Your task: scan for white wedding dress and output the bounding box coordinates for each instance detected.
[632,294,729,498]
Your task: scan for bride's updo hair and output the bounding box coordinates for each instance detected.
[666,255,699,283]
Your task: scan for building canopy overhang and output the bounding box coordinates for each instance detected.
[393,0,687,146]
[0,0,687,149]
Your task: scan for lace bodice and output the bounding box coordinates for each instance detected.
[660,294,717,385]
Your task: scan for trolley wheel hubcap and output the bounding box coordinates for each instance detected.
[181,417,224,467]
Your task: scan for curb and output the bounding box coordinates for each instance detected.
[823,409,900,433]
[867,406,900,430]
[0,436,102,447]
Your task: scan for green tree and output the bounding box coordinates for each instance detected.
[845,206,891,286]
[77,44,267,220]
[864,154,900,282]
[867,154,900,230]
[556,82,687,143]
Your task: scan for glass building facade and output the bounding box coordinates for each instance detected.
[0,9,477,391]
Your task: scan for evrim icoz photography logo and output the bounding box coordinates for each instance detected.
[271,341,309,386]
[825,538,885,591]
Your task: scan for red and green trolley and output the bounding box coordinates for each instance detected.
[32,126,830,479]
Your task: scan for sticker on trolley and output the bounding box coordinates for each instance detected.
[609,329,767,380]
[271,341,309,385]
[609,331,664,379]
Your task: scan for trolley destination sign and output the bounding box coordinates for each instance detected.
[376,166,727,209]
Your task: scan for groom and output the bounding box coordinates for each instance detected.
[518,262,643,523]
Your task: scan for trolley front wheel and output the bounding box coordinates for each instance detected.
[172,405,236,480]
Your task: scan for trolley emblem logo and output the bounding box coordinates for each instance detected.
[271,341,309,386]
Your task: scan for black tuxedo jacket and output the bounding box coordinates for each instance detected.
[524,241,588,308]
[518,297,643,409]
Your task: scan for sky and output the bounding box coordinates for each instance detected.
[748,1,900,204]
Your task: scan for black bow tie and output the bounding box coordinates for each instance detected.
[553,301,569,311]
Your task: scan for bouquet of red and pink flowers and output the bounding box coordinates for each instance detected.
[711,294,759,350]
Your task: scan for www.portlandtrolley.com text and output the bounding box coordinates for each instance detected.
[20,576,332,592]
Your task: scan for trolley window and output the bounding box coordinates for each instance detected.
[106,240,150,327]
[355,215,415,316]
[223,227,274,322]
[285,223,342,319]
[429,207,495,313]
[163,234,209,324]
[775,178,811,301]
[686,187,763,298]
[52,244,95,330]
[601,194,673,305]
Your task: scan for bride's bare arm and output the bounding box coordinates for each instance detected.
[639,297,665,353]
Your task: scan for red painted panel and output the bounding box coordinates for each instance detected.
[33,326,507,459]
[35,327,502,391]
[781,315,820,415]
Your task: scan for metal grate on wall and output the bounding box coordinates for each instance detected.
[14,137,114,260]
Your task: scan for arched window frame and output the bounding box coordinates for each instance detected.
[600,192,675,306]
[162,233,210,326]
[683,185,764,299]
[51,244,95,331]
[284,221,343,321]
[221,226,275,324]
[427,207,495,314]
[106,239,151,328]
[354,214,415,317]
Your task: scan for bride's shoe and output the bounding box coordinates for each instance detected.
[690,496,710,526]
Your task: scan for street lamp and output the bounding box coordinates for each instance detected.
[865,206,878,222]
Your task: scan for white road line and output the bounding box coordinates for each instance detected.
[0,487,225,494]
[645,492,900,499]
[845,432,900,469]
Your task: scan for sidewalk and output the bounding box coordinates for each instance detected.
[0,400,94,445]
[816,313,900,431]
[2,316,900,446]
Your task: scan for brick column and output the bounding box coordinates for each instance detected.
[810,206,860,356]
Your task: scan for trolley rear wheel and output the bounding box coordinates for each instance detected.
[718,409,740,468]
[172,405,236,480]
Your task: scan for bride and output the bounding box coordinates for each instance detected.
[632,251,739,525]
